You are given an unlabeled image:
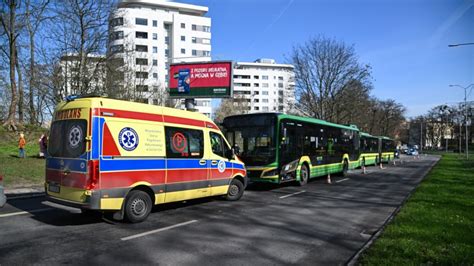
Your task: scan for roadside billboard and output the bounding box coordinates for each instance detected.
[168,61,233,98]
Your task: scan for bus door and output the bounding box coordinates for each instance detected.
[209,132,234,196]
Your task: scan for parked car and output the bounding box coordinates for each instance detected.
[0,175,6,208]
[407,148,419,156]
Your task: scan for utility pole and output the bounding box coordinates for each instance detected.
[420,119,423,153]
[449,84,473,159]
[465,88,469,159]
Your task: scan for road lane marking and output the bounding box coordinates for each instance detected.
[0,208,54,218]
[279,190,306,199]
[336,178,350,183]
[121,220,198,241]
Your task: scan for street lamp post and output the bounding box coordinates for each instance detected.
[448,42,473,159]
[449,84,473,159]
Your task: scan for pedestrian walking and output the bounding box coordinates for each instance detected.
[38,133,48,158]
[18,133,26,158]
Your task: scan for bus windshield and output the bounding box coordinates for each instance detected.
[223,114,276,166]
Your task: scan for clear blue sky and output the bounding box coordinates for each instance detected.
[179,0,473,118]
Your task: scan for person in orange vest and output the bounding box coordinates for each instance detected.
[18,133,26,158]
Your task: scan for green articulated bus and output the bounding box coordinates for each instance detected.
[379,136,397,163]
[222,113,361,185]
[359,132,380,167]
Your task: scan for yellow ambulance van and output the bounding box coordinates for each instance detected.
[46,96,246,223]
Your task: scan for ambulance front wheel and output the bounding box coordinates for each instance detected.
[124,190,152,223]
[226,178,244,201]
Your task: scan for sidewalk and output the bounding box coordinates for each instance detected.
[4,185,45,198]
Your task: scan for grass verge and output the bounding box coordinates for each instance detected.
[0,136,46,189]
[359,153,474,265]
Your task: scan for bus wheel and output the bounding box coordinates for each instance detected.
[342,160,349,176]
[298,164,309,186]
[124,190,152,223]
[226,178,244,201]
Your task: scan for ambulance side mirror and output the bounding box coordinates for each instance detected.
[233,145,240,155]
[226,148,235,160]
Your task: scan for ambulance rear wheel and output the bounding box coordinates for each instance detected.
[124,190,152,223]
[226,178,244,201]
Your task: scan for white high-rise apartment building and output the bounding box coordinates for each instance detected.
[232,59,295,114]
[108,0,213,117]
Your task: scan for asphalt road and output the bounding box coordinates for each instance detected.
[0,155,439,265]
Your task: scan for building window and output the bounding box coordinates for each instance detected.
[254,107,259,111]
[153,46,158,53]
[110,17,123,27]
[203,51,210,56]
[165,36,169,44]
[135,45,148,52]
[278,83,284,88]
[165,49,169,57]
[254,99,259,103]
[192,37,197,43]
[181,23,185,29]
[153,99,158,105]
[153,73,158,79]
[262,99,269,103]
[262,75,269,80]
[135,18,147,26]
[262,83,269,88]
[136,58,148,65]
[164,24,170,30]
[278,76,284,81]
[109,31,123,41]
[192,24,197,31]
[181,36,185,41]
[181,48,185,54]
[135,72,148,79]
[203,26,210,32]
[153,86,159,92]
[136,85,149,92]
[262,91,269,95]
[109,44,123,54]
[253,83,259,87]
[254,75,259,79]
[192,49,197,56]
[135,31,148,39]
[262,106,269,112]
[152,20,157,27]
[153,59,158,66]
[152,33,157,40]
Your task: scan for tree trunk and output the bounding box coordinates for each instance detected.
[28,26,37,125]
[2,0,18,129]
[16,53,24,124]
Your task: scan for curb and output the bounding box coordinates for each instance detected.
[4,187,45,200]
[346,155,441,265]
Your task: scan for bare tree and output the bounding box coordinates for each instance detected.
[214,95,250,124]
[0,0,21,129]
[24,0,50,125]
[291,36,372,121]
[52,0,112,96]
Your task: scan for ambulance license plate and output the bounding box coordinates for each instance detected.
[49,184,60,193]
